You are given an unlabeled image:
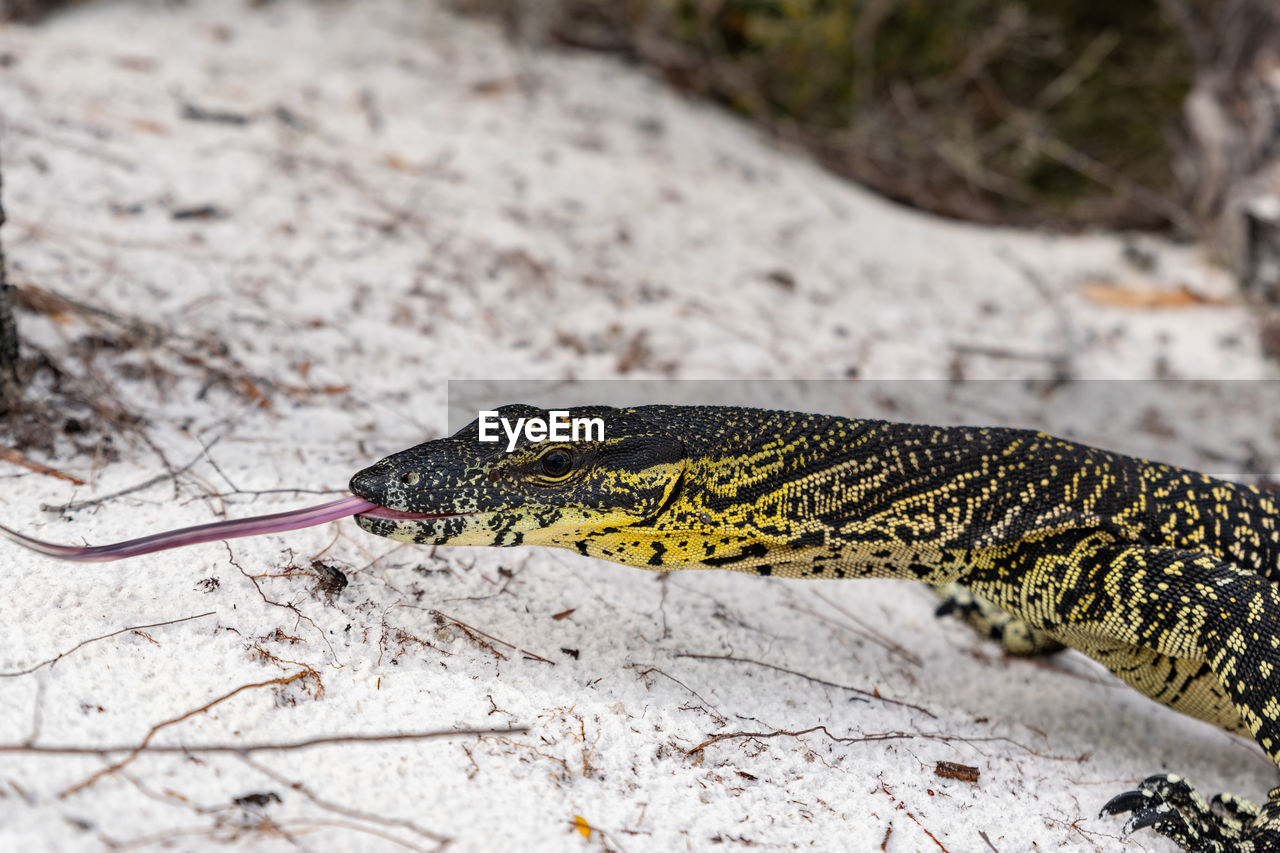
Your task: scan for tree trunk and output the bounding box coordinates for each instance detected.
[0,157,22,410]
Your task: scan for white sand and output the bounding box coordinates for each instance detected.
[0,2,1274,850]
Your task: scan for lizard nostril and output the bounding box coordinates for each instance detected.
[400,472,420,486]
[348,466,384,502]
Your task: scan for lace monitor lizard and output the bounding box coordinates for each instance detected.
[344,403,1280,852]
[6,402,1279,850]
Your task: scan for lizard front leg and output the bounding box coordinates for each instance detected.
[932,582,1065,656]
[972,539,1280,852]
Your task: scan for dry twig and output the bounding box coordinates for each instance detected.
[0,611,216,678]
[2,727,529,757]
[676,652,936,718]
[58,670,317,797]
[686,725,1089,762]
[0,446,84,484]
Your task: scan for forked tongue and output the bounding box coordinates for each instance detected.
[0,495,380,562]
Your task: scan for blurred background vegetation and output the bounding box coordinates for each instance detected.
[5,1,1280,265]
[460,0,1280,252]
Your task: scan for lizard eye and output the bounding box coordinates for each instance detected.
[539,449,574,478]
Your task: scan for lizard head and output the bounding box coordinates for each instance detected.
[348,404,688,553]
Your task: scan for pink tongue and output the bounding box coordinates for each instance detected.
[0,495,380,562]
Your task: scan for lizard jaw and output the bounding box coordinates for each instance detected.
[354,506,466,521]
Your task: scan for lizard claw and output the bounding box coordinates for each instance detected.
[1101,774,1280,852]
[1099,789,1149,817]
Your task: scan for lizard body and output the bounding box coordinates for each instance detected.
[348,404,1280,851]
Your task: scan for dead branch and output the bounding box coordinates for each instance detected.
[0,446,85,484]
[59,670,318,797]
[226,545,338,660]
[934,760,980,783]
[428,608,555,665]
[107,817,444,852]
[877,781,951,852]
[15,283,350,412]
[628,663,727,726]
[240,753,450,845]
[474,733,572,780]
[685,725,1090,762]
[0,727,529,757]
[39,435,226,513]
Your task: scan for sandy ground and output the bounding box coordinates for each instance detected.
[0,2,1277,851]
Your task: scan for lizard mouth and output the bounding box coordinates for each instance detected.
[354,506,466,521]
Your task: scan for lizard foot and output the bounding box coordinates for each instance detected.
[932,582,1064,657]
[1101,775,1280,852]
